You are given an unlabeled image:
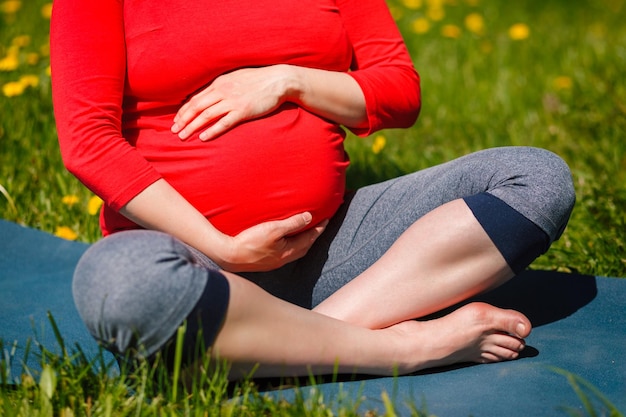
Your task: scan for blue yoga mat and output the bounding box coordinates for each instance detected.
[265,271,625,416]
[0,219,114,375]
[1,219,624,416]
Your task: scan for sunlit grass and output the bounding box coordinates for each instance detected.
[1,0,624,275]
[349,0,626,277]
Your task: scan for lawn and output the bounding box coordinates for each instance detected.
[1,0,625,415]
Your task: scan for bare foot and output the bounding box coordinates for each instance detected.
[386,302,531,373]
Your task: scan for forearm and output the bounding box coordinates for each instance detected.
[283,65,368,129]
[120,179,229,264]
[119,179,324,273]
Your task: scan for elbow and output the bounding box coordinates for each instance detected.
[58,139,78,174]
[62,157,84,180]
[58,137,89,181]
[408,71,422,125]
[397,80,422,129]
[394,67,421,128]
[405,91,422,128]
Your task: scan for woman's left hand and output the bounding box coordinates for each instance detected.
[171,65,294,141]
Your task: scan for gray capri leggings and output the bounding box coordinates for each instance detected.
[73,146,575,361]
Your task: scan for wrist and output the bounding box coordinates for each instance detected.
[278,64,306,105]
[201,231,251,273]
[194,224,234,269]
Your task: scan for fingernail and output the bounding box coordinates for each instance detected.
[516,322,526,336]
[171,123,180,133]
[302,212,312,223]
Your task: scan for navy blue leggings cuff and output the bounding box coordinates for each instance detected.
[157,269,230,370]
[464,192,550,274]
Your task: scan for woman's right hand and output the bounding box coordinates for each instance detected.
[120,180,327,274]
[216,212,328,273]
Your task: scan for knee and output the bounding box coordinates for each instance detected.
[73,230,206,358]
[527,146,575,201]
[527,147,576,223]
[490,147,576,241]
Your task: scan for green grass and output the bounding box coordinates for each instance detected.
[348,0,626,277]
[2,0,624,276]
[1,0,625,415]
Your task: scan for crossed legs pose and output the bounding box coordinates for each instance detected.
[73,147,575,379]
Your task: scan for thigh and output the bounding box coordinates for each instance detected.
[187,147,573,309]
[306,146,574,305]
[181,149,508,307]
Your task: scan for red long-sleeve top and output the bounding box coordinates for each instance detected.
[50,0,420,236]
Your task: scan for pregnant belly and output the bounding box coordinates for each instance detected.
[137,108,349,236]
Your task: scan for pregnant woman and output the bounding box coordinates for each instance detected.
[50,0,575,378]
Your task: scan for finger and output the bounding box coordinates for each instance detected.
[269,212,313,238]
[278,219,329,262]
[177,103,231,141]
[174,85,218,121]
[174,101,222,137]
[287,224,325,251]
[172,94,221,136]
[173,98,205,129]
[199,111,242,141]
[313,219,330,235]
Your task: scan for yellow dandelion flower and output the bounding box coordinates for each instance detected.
[388,5,404,21]
[88,195,103,215]
[26,52,39,65]
[40,43,50,57]
[372,135,387,154]
[19,74,39,88]
[0,54,19,71]
[2,81,25,97]
[7,45,19,54]
[426,0,444,7]
[441,24,462,39]
[553,76,573,90]
[0,0,21,14]
[45,65,51,76]
[401,0,422,9]
[508,23,530,40]
[41,2,52,19]
[411,17,431,34]
[62,195,80,206]
[464,13,485,35]
[11,35,30,47]
[426,6,445,21]
[426,0,445,20]
[55,226,78,241]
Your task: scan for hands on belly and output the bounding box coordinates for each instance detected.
[217,212,329,273]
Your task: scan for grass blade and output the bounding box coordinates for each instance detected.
[171,322,186,402]
[0,183,17,215]
[46,312,67,358]
[551,367,624,417]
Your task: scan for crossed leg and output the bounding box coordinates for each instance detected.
[310,199,531,366]
[303,147,575,367]
[211,271,529,379]
[200,148,573,376]
[313,199,516,328]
